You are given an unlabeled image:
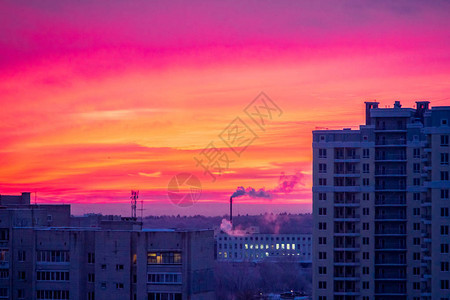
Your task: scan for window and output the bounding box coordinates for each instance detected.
[413,238,420,245]
[414,193,420,201]
[362,267,369,274]
[442,153,449,165]
[441,280,449,290]
[88,273,95,283]
[442,244,449,254]
[442,119,449,126]
[442,172,449,181]
[363,149,369,158]
[363,208,369,216]
[318,222,327,230]
[363,252,369,260]
[0,288,7,298]
[413,282,420,290]
[116,283,124,289]
[442,135,449,146]
[363,193,369,201]
[318,208,327,216]
[148,293,181,300]
[413,148,420,158]
[413,252,421,260]
[362,281,369,289]
[116,264,124,271]
[442,189,449,199]
[36,250,70,263]
[318,267,327,274]
[0,270,8,279]
[18,250,26,262]
[362,237,369,245]
[318,164,327,173]
[318,178,327,186]
[318,237,327,245]
[318,252,327,260]
[319,149,327,158]
[88,252,95,264]
[414,223,420,230]
[17,289,24,299]
[37,271,69,281]
[413,208,420,216]
[318,281,327,289]
[442,262,450,272]
[413,163,420,173]
[147,252,182,264]
[362,223,369,230]
[36,290,69,299]
[147,273,182,284]
[88,292,95,300]
[319,297,327,300]
[442,226,449,235]
[318,193,327,201]
[18,271,25,280]
[363,178,369,186]
[442,208,449,217]
[363,164,369,173]
[413,267,420,275]
[414,178,421,186]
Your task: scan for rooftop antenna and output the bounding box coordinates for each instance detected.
[130,190,139,219]
[137,195,145,223]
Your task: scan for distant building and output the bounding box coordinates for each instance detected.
[214,227,312,263]
[312,101,450,300]
[0,192,215,300]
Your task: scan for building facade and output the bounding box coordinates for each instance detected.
[312,101,450,300]
[0,193,215,300]
[215,230,312,263]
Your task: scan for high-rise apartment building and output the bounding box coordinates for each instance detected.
[0,193,215,300]
[312,101,450,300]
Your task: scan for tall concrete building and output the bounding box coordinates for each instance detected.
[312,101,450,300]
[0,193,215,300]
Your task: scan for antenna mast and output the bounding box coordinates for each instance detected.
[130,190,139,219]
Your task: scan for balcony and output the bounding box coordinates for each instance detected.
[375,260,406,266]
[334,258,360,265]
[334,198,360,207]
[375,154,407,161]
[375,229,406,236]
[375,198,406,206]
[375,139,406,146]
[375,125,407,132]
[375,169,406,176]
[334,169,360,177]
[335,214,360,221]
[334,155,360,161]
[334,243,360,250]
[375,214,406,221]
[375,184,406,191]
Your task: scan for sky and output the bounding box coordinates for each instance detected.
[0,0,449,216]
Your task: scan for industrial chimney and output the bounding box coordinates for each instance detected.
[229,197,233,229]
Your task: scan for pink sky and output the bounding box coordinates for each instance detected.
[1,0,449,215]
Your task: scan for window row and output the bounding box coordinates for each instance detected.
[147,273,182,284]
[37,271,69,281]
[36,251,70,263]
[36,290,69,299]
[147,252,181,265]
